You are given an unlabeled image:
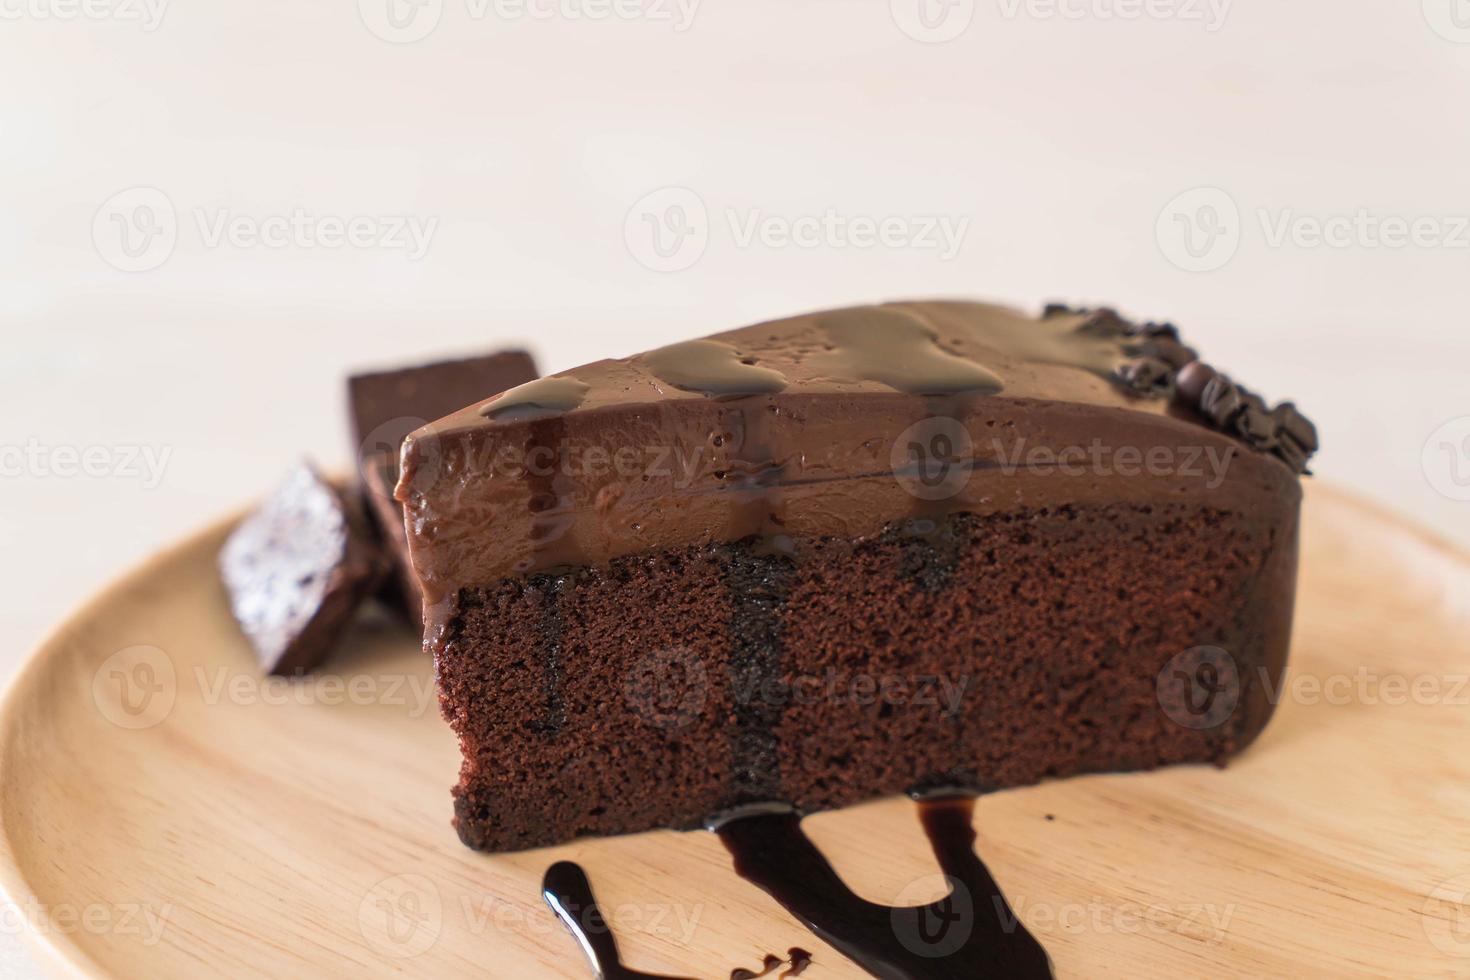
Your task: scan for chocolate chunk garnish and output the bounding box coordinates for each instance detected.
[1174,365,1319,474]
[348,350,539,620]
[219,462,385,675]
[349,350,538,464]
[1174,360,1218,405]
[1115,356,1175,397]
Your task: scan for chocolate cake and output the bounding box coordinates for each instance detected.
[220,462,385,675]
[395,301,1317,852]
[348,350,538,617]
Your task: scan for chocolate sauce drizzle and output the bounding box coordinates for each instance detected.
[725,549,795,803]
[730,954,782,980]
[542,861,693,980]
[544,794,1049,980]
[730,948,812,980]
[711,793,1052,980]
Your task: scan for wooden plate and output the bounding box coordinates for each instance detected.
[1,484,1466,978]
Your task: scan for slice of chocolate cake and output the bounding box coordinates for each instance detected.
[349,350,538,618]
[396,301,1317,852]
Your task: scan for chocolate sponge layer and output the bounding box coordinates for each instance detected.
[438,502,1290,852]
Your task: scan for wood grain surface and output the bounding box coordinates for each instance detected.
[0,484,1466,978]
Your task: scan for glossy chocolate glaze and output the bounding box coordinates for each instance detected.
[729,948,812,979]
[546,790,1050,980]
[729,953,782,980]
[711,793,1050,980]
[542,860,692,980]
[396,301,1309,668]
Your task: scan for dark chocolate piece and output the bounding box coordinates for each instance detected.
[218,462,384,675]
[348,349,538,619]
[350,349,538,464]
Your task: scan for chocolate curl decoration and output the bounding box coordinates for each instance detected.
[1046,303,1320,474]
[1176,362,1319,474]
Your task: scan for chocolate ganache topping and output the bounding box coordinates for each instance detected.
[397,300,1317,639]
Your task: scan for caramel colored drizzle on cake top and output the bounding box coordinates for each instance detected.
[812,307,1005,395]
[641,340,790,396]
[480,376,591,420]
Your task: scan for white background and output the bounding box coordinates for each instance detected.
[2,0,1469,975]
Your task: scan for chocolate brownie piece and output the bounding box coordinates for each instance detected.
[219,462,384,675]
[348,350,538,618]
[395,300,1317,852]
